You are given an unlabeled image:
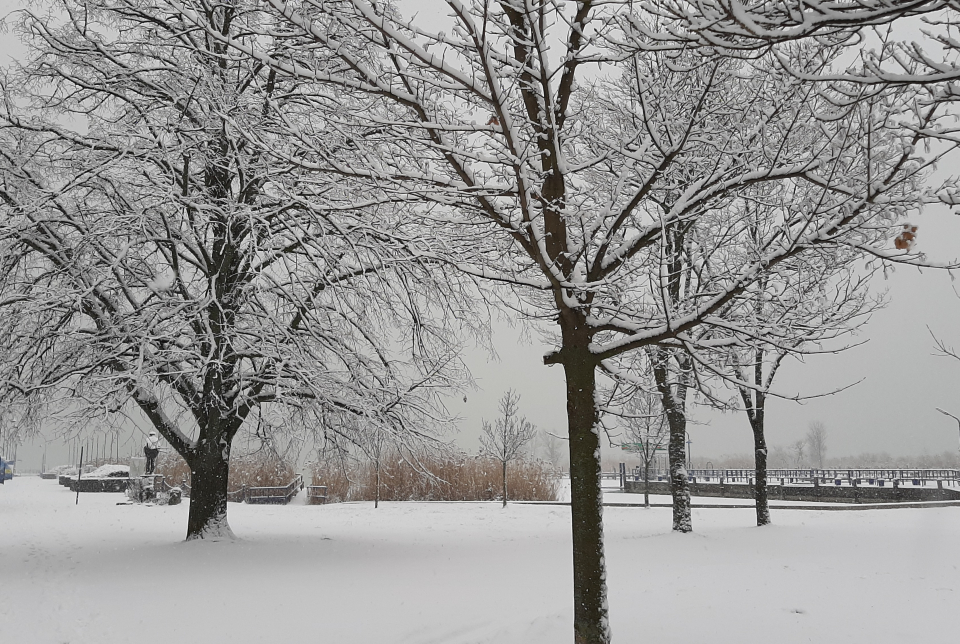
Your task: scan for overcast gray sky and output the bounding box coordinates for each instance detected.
[3,1,960,471]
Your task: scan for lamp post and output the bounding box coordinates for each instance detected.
[935,407,960,466]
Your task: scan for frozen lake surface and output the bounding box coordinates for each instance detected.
[2,476,957,643]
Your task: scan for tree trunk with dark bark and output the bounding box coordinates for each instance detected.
[738,346,773,527]
[745,387,771,526]
[185,435,234,540]
[555,339,610,644]
[666,417,692,532]
[651,349,692,533]
[643,459,651,508]
[752,420,771,526]
[502,460,508,508]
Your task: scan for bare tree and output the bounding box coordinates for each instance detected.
[806,421,828,469]
[0,0,464,539]
[328,411,392,508]
[480,390,537,507]
[647,348,695,530]
[622,391,669,508]
[170,2,947,639]
[704,218,877,525]
[792,439,808,468]
[367,429,388,509]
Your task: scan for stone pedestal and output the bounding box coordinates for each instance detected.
[129,457,147,478]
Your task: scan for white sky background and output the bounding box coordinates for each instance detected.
[3,1,960,470]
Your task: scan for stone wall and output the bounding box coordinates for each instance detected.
[68,478,130,493]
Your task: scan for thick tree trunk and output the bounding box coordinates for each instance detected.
[185,435,234,541]
[751,419,771,526]
[375,460,380,509]
[667,420,691,532]
[563,357,611,644]
[651,349,692,532]
[502,460,508,508]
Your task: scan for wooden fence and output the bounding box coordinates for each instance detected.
[226,474,304,505]
[156,475,305,505]
[306,486,328,505]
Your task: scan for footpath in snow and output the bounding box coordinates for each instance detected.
[1,476,958,644]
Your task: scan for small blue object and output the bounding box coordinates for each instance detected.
[835,479,842,486]
[878,480,885,487]
[0,458,12,482]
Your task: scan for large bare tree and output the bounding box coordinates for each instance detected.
[677,194,880,525]
[0,0,464,539]
[169,1,946,640]
[719,269,869,524]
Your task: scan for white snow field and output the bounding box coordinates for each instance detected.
[2,477,957,644]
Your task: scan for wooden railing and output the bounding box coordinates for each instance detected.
[156,475,307,503]
[306,485,328,505]
[226,474,304,505]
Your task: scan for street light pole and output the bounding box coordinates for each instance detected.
[934,407,960,466]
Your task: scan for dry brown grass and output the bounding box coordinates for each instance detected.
[311,451,560,503]
[228,453,295,488]
[154,450,295,489]
[155,450,190,485]
[155,451,191,484]
[309,462,353,504]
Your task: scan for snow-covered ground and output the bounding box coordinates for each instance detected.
[2,476,958,643]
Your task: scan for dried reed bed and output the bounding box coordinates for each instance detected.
[311,451,560,503]
[155,451,295,489]
[228,454,295,489]
[156,451,191,484]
